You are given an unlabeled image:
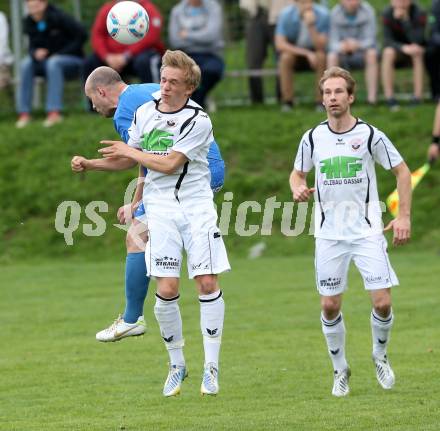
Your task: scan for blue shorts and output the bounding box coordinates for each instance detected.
[134,202,146,218]
[209,158,225,193]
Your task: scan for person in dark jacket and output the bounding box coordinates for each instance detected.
[381,0,427,111]
[425,0,440,101]
[16,0,87,128]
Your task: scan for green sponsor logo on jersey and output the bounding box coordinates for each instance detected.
[320,156,362,179]
[141,129,174,152]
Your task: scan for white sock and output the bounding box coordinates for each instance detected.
[371,309,394,360]
[199,290,224,368]
[154,294,185,366]
[321,312,348,373]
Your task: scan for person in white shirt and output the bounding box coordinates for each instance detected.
[290,66,411,397]
[99,50,230,398]
[0,11,13,88]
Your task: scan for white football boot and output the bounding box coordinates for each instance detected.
[96,315,146,342]
[332,367,351,397]
[163,364,188,397]
[373,354,395,389]
[201,362,219,396]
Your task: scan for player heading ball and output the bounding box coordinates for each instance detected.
[99,50,230,397]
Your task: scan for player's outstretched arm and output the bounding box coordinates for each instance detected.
[290,169,315,202]
[384,161,412,246]
[71,155,137,172]
[99,140,188,174]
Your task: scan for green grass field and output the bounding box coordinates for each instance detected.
[2,252,439,431]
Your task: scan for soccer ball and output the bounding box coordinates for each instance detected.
[106,1,149,45]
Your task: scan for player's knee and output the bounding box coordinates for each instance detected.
[373,298,392,317]
[156,278,179,299]
[195,275,218,295]
[321,296,341,319]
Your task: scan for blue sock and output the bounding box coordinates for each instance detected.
[123,252,149,323]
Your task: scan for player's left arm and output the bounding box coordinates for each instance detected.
[98,141,188,174]
[385,161,412,246]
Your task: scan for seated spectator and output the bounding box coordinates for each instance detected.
[327,0,378,104]
[84,0,164,90]
[16,0,87,128]
[381,0,427,111]
[0,11,13,89]
[275,0,329,112]
[169,0,225,108]
[425,0,440,101]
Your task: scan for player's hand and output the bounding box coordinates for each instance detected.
[293,185,315,202]
[117,204,134,225]
[428,143,439,162]
[71,156,89,172]
[99,140,133,159]
[384,216,411,246]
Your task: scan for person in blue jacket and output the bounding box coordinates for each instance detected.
[71,66,225,342]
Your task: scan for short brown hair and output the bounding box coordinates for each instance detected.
[160,50,201,90]
[319,67,356,95]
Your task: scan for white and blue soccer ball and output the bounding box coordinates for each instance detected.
[106,1,149,45]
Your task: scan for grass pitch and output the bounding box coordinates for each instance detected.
[1,252,439,430]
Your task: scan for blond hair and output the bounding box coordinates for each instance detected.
[319,67,356,95]
[160,50,201,90]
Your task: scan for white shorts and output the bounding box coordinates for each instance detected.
[145,205,230,279]
[315,234,399,296]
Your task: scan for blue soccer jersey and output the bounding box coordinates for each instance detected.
[113,83,225,191]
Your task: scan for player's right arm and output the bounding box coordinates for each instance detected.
[71,155,137,172]
[290,131,315,201]
[290,170,315,202]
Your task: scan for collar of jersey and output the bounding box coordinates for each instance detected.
[325,117,360,135]
[153,97,201,115]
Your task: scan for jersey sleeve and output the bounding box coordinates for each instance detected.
[172,113,213,161]
[127,109,142,149]
[371,129,403,170]
[293,131,314,172]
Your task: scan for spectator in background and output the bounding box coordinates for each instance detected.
[327,0,378,104]
[16,0,87,128]
[0,11,13,89]
[381,0,427,111]
[425,0,440,101]
[169,0,224,108]
[239,0,293,104]
[275,0,329,112]
[239,0,273,104]
[84,0,164,87]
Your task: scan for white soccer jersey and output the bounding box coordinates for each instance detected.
[294,119,403,240]
[128,91,213,207]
